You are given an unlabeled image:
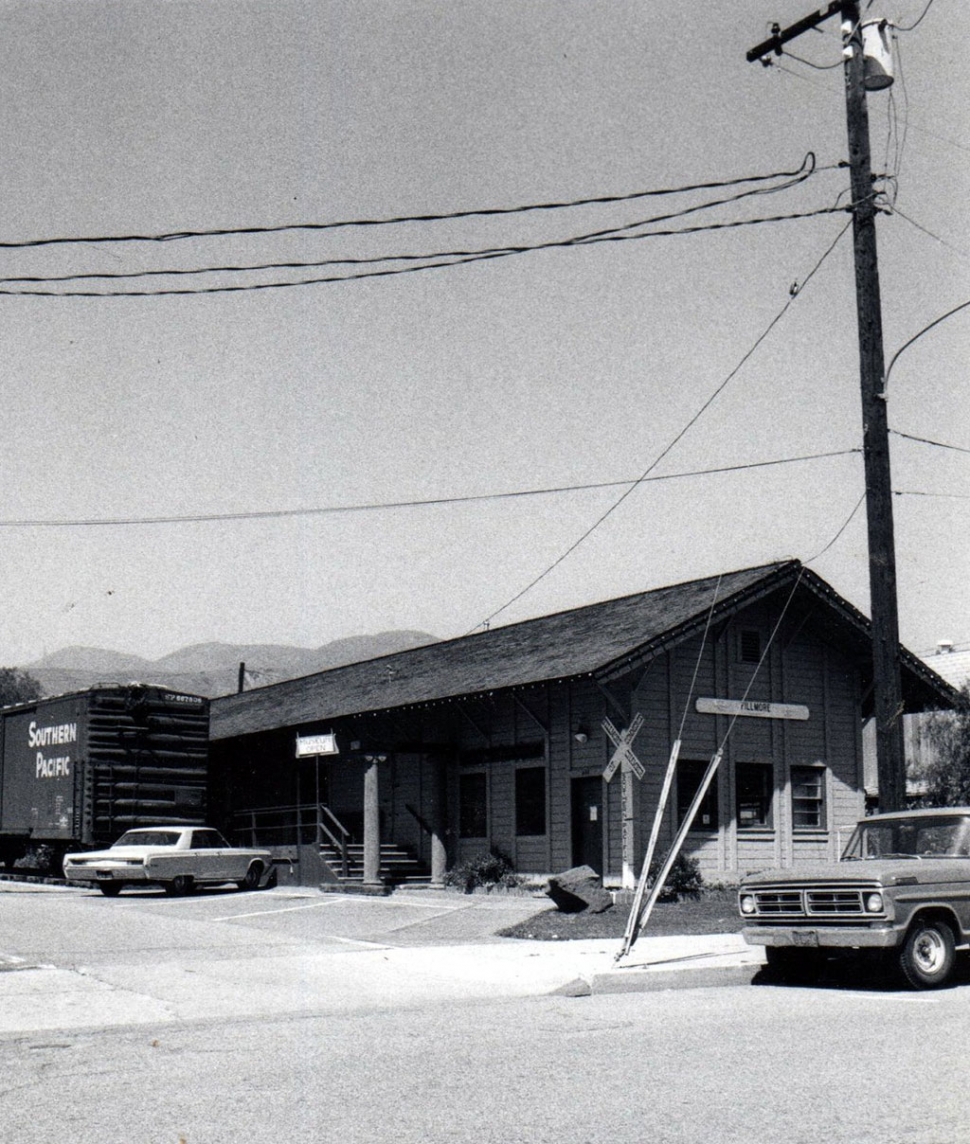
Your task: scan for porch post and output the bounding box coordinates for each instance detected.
[363,755,382,885]
[429,757,448,887]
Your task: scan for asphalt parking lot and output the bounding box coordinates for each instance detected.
[0,880,762,1034]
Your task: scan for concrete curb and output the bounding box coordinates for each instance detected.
[552,961,763,997]
[585,963,761,994]
[542,937,767,996]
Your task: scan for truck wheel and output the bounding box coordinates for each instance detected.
[899,919,955,989]
[237,863,263,891]
[98,882,123,897]
[163,875,195,897]
[764,947,819,984]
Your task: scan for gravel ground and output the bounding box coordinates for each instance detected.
[499,888,742,940]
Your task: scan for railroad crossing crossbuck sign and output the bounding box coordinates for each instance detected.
[602,713,644,783]
[602,714,645,890]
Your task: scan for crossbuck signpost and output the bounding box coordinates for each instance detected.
[602,714,645,889]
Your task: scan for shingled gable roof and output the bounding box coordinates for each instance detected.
[210,560,957,741]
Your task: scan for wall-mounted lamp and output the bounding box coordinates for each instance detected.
[573,725,590,744]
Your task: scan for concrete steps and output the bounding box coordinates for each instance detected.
[319,841,430,887]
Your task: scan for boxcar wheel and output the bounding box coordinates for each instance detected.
[98,882,123,897]
[899,919,955,990]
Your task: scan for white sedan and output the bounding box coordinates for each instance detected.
[63,826,276,897]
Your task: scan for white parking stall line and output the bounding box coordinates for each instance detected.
[211,901,341,923]
[329,935,393,949]
[290,894,473,911]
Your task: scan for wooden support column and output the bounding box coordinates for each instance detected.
[362,755,383,885]
[429,757,448,887]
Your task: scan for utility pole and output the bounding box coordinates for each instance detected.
[747,3,906,810]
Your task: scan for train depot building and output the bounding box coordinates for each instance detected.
[208,561,955,889]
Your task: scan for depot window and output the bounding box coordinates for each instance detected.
[459,772,487,838]
[677,760,719,831]
[515,766,547,836]
[739,628,762,665]
[791,765,826,829]
[736,763,773,829]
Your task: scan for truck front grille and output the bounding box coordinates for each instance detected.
[743,882,883,921]
[752,890,803,914]
[806,889,865,914]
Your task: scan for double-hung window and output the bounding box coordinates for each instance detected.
[736,763,773,829]
[677,760,719,830]
[791,766,825,829]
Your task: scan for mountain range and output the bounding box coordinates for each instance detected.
[22,631,439,700]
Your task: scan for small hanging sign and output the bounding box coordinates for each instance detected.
[295,732,339,757]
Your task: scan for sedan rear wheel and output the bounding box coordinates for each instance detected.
[98,881,123,897]
[163,875,195,897]
[899,919,955,989]
[237,862,263,891]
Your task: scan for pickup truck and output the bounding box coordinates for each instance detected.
[63,825,275,897]
[738,807,970,989]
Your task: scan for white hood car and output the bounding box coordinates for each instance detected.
[63,826,276,897]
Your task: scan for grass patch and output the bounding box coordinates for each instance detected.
[499,888,742,940]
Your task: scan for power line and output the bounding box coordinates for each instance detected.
[895,489,970,500]
[891,429,970,455]
[884,297,970,390]
[0,449,859,530]
[0,157,820,251]
[466,218,853,634]
[767,55,970,158]
[804,491,867,563]
[0,205,851,298]
[0,171,823,288]
[891,204,968,260]
[897,0,935,32]
[891,28,910,181]
[783,48,844,70]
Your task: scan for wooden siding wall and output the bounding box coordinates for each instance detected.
[451,687,552,872]
[211,592,868,884]
[390,752,427,863]
[621,599,865,881]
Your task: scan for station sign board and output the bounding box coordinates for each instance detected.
[695,698,809,721]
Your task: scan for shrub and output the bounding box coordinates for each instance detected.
[14,843,60,875]
[648,852,703,902]
[444,849,523,893]
[916,684,970,806]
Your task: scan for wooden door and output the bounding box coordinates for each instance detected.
[571,776,604,873]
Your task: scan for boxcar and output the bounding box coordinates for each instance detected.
[0,684,209,870]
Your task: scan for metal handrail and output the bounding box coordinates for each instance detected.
[319,803,350,839]
[230,802,352,877]
[233,802,345,851]
[232,802,312,820]
[317,804,350,878]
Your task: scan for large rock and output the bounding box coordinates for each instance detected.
[546,865,613,914]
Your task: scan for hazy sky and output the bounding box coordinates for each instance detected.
[0,0,966,668]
